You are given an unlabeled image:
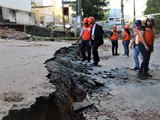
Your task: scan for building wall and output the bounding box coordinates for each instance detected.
[32,0,53,6]
[32,7,53,26]
[52,0,63,24]
[2,7,16,22]
[52,0,74,24]
[0,0,31,12]
[16,11,35,25]
[1,7,35,25]
[32,0,74,25]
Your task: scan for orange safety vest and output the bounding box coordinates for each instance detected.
[122,31,131,41]
[138,28,154,45]
[110,30,118,40]
[82,25,91,40]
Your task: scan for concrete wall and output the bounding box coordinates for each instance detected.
[44,15,54,25]
[0,0,31,12]
[16,11,35,25]
[52,0,63,24]
[32,0,53,6]
[32,6,53,26]
[1,7,35,25]
[2,8,16,22]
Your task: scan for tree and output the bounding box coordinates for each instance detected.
[31,0,36,7]
[144,0,160,14]
[144,0,160,30]
[70,0,109,20]
[82,0,109,20]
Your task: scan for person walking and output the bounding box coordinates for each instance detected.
[109,25,119,55]
[138,16,155,78]
[77,17,92,62]
[88,16,104,66]
[130,20,143,70]
[121,25,131,57]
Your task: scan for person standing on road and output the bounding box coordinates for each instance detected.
[138,16,155,78]
[121,25,131,57]
[88,16,104,66]
[77,17,92,62]
[109,25,119,55]
[130,20,143,70]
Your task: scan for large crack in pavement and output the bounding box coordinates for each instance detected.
[2,39,160,120]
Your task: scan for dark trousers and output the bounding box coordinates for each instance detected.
[138,42,152,72]
[92,41,101,64]
[111,40,118,55]
[80,40,91,61]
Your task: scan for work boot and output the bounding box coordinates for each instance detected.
[143,72,152,77]
[137,71,144,79]
[115,53,119,55]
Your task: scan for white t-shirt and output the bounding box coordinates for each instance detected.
[135,34,139,45]
[91,23,96,40]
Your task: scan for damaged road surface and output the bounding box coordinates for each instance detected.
[1,36,160,120]
[0,39,73,119]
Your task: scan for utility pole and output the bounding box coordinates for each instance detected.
[121,0,125,26]
[133,0,136,22]
[62,0,65,30]
[77,0,82,28]
[74,0,82,37]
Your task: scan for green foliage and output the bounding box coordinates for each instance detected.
[144,0,160,14]
[144,0,160,31]
[70,0,109,21]
[103,11,109,21]
[31,1,36,7]
[82,0,109,20]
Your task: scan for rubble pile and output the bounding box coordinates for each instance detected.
[0,27,29,40]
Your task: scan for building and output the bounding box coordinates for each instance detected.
[32,0,54,26]
[31,0,75,26]
[0,0,35,25]
[52,0,76,24]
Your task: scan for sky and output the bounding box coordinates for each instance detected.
[109,0,147,19]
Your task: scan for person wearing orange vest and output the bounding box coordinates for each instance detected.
[109,25,119,55]
[121,25,131,57]
[77,17,92,62]
[137,16,155,78]
[130,20,143,70]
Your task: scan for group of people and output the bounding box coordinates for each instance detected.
[131,16,155,78]
[109,24,131,57]
[77,15,155,78]
[77,16,104,66]
[109,15,155,78]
